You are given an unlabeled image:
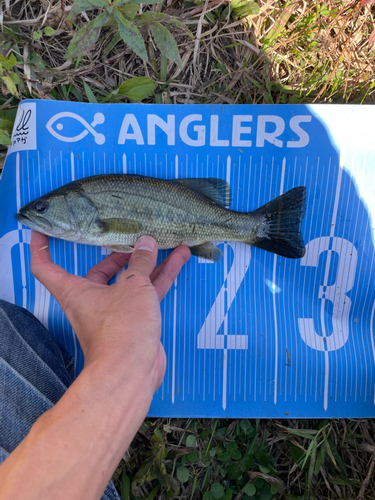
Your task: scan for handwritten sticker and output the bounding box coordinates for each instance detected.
[8,102,37,154]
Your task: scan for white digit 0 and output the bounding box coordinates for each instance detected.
[298,237,357,351]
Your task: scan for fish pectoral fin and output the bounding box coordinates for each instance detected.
[106,244,134,253]
[171,178,232,207]
[190,242,223,262]
[95,218,142,234]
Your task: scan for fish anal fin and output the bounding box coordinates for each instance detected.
[172,178,232,207]
[106,244,134,253]
[95,218,142,234]
[190,242,223,262]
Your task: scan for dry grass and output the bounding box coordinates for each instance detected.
[1,0,374,105]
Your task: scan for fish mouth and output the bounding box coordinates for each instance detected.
[16,213,52,231]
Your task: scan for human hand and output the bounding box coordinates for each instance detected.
[30,231,191,392]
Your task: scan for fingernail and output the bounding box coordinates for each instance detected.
[135,236,156,252]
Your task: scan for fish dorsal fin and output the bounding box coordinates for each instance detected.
[95,218,142,234]
[172,178,232,207]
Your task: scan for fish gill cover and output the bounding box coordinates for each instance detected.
[1,100,375,418]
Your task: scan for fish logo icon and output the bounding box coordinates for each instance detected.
[46,112,106,145]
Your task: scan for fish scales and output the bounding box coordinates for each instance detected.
[16,174,307,261]
[78,175,251,248]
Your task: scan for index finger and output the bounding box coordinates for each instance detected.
[30,231,79,298]
[86,252,131,284]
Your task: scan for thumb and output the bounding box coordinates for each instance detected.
[127,236,158,277]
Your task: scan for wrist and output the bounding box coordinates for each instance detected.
[83,341,166,396]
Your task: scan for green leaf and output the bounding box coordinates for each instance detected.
[307,440,317,494]
[210,483,225,500]
[229,448,242,460]
[217,452,231,462]
[326,437,347,473]
[113,8,148,61]
[278,425,318,439]
[165,474,179,497]
[121,472,130,500]
[136,11,169,26]
[186,434,197,447]
[82,81,98,103]
[2,75,18,96]
[66,0,97,22]
[9,53,17,66]
[145,485,160,500]
[44,26,55,36]
[65,11,110,59]
[240,420,253,433]
[227,435,257,479]
[244,483,256,496]
[259,465,270,473]
[153,427,163,441]
[0,129,11,146]
[0,117,14,134]
[118,76,155,101]
[259,490,272,500]
[10,72,19,84]
[231,0,260,19]
[137,11,187,30]
[176,465,190,483]
[223,488,233,500]
[186,450,198,463]
[0,55,11,70]
[33,31,43,40]
[118,4,139,21]
[150,22,182,68]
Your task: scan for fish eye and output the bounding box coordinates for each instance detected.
[34,201,47,213]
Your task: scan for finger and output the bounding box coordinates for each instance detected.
[127,236,158,277]
[150,245,189,282]
[30,231,78,298]
[86,252,131,285]
[152,246,191,301]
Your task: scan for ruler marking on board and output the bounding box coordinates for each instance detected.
[350,158,364,401]
[273,158,286,404]
[171,154,179,404]
[320,155,343,410]
[308,158,320,402]
[344,162,355,401]
[70,151,79,373]
[283,162,291,401]
[222,154,231,411]
[366,159,375,400]
[16,152,28,309]
[291,157,298,400]
[358,156,375,401]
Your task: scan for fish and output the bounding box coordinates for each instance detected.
[16,174,307,261]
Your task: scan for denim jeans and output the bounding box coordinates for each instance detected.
[0,300,121,500]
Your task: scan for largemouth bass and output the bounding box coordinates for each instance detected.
[16,174,307,261]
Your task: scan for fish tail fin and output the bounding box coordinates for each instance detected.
[248,186,307,259]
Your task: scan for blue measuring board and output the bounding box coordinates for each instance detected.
[1,100,375,418]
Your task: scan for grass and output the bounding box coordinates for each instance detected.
[2,1,375,498]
